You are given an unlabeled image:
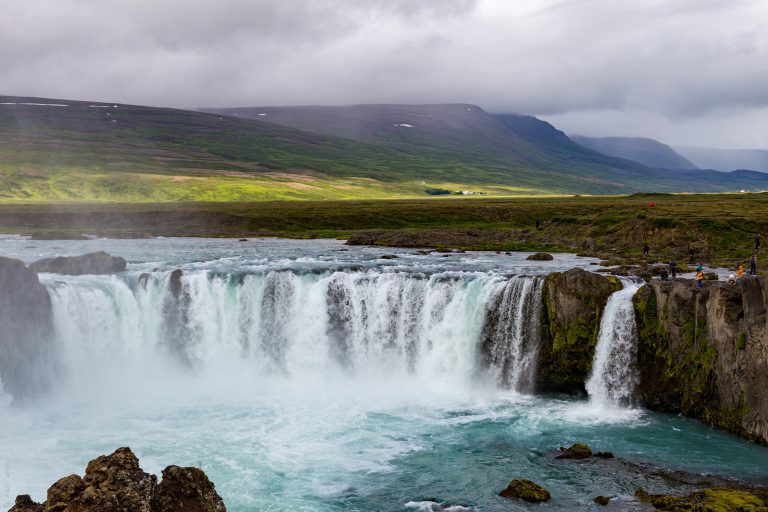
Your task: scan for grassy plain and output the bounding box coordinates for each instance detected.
[1,193,766,266]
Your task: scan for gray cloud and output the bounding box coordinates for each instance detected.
[1,0,766,148]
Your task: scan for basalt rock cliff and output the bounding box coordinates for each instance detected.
[0,257,55,401]
[633,278,768,445]
[536,268,622,393]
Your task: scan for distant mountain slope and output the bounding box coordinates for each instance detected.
[2,95,768,201]
[675,146,768,172]
[202,104,743,193]
[572,136,698,170]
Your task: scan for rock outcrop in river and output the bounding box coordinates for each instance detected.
[634,278,768,445]
[8,447,226,512]
[29,251,126,275]
[536,269,622,393]
[0,257,54,401]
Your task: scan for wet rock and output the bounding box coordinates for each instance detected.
[635,487,768,510]
[151,466,226,512]
[556,443,592,459]
[139,272,152,290]
[46,474,86,511]
[499,479,551,503]
[29,251,127,275]
[8,495,43,512]
[11,447,227,512]
[380,254,398,259]
[594,451,615,459]
[46,447,158,512]
[536,269,622,393]
[593,495,610,506]
[526,252,554,261]
[0,257,55,400]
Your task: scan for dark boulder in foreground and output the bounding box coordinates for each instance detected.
[7,495,42,512]
[499,479,551,503]
[594,495,610,505]
[526,252,554,261]
[29,251,126,275]
[0,257,54,401]
[152,465,226,512]
[9,447,226,512]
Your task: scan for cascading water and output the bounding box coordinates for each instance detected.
[40,268,543,392]
[585,279,643,407]
[480,276,543,392]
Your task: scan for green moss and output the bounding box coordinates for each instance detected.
[702,489,766,512]
[499,479,551,503]
[635,488,767,512]
[738,332,747,350]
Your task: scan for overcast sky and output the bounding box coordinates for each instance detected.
[2,0,767,148]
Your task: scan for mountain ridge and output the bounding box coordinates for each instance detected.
[2,95,768,201]
[572,135,698,170]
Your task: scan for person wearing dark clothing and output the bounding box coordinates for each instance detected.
[643,244,650,257]
[669,259,677,280]
[756,234,761,251]
[660,269,669,281]
[535,218,541,230]
[751,253,757,275]
[689,247,695,264]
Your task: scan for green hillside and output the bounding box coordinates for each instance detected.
[1,96,767,202]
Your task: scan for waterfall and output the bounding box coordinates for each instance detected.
[37,269,544,394]
[480,276,543,392]
[585,280,642,407]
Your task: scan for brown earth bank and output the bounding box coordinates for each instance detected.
[8,447,226,512]
[0,193,767,267]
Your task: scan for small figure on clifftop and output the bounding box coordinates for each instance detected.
[669,259,677,280]
[697,270,704,287]
[660,269,669,281]
[751,253,757,275]
[689,247,696,264]
[643,244,650,257]
[755,234,761,251]
[697,262,704,273]
[737,263,744,283]
[535,218,541,230]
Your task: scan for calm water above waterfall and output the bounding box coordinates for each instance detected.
[1,237,767,511]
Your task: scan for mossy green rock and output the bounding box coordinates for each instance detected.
[556,443,592,459]
[527,252,554,261]
[499,479,551,503]
[636,487,768,511]
[536,269,622,393]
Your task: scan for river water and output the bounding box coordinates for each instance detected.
[0,237,766,511]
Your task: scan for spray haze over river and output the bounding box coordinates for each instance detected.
[1,238,767,511]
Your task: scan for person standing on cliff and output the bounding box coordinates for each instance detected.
[669,259,677,280]
[689,247,696,264]
[697,269,704,287]
[737,263,744,283]
[750,253,757,275]
[643,244,650,257]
